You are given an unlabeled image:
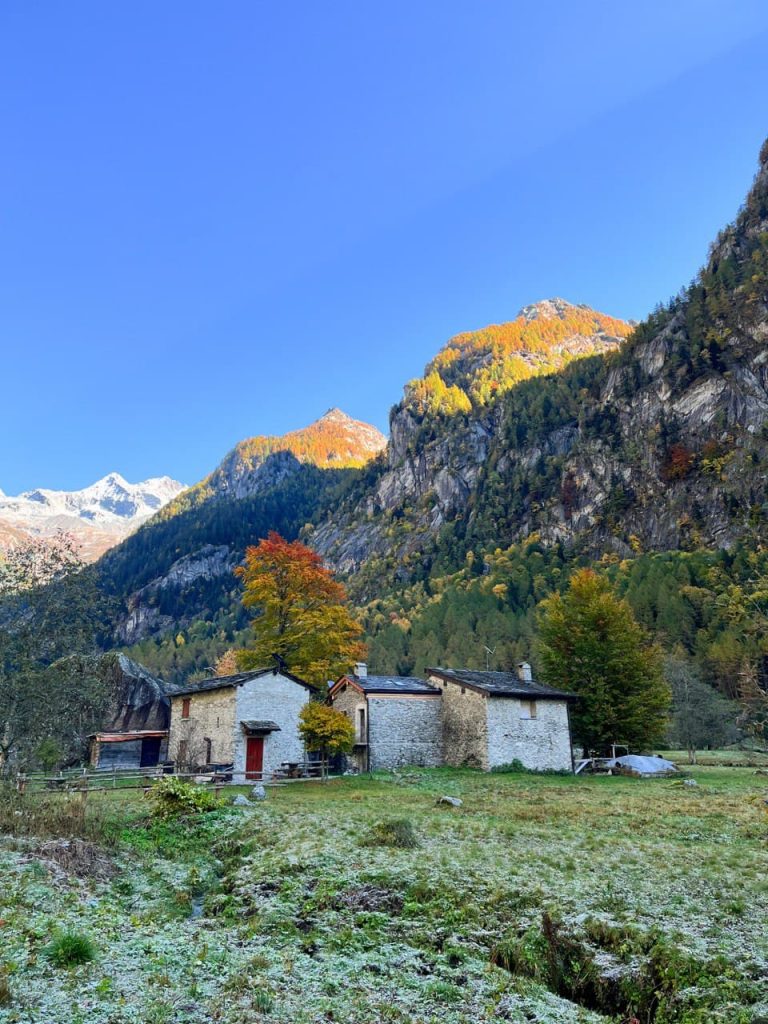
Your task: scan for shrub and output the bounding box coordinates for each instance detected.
[0,783,117,844]
[147,777,222,820]
[44,931,97,967]
[361,817,419,849]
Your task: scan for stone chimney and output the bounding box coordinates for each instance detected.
[354,662,368,679]
[517,662,532,683]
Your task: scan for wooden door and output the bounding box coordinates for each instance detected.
[246,736,264,779]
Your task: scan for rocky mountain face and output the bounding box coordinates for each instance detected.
[313,142,768,596]
[0,473,185,561]
[311,300,633,584]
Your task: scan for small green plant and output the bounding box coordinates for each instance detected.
[361,817,420,849]
[252,990,274,1013]
[147,776,222,819]
[44,931,97,968]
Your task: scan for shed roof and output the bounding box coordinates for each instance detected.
[240,720,281,733]
[426,667,577,701]
[172,667,315,697]
[332,674,440,697]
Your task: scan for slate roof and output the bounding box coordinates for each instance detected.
[426,667,577,701]
[339,674,441,696]
[240,720,281,733]
[172,667,315,697]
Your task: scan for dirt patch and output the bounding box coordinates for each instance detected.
[30,839,117,881]
[333,884,404,914]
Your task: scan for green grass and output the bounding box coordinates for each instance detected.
[0,766,766,1022]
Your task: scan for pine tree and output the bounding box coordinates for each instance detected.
[536,568,670,754]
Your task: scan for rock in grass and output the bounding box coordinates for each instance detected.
[683,779,698,787]
[251,784,267,800]
[437,796,463,808]
[232,794,251,807]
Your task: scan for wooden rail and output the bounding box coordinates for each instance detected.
[12,762,331,796]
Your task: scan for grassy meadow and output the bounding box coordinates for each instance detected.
[0,764,766,1023]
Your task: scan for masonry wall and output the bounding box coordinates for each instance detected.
[233,672,310,778]
[169,689,236,767]
[429,675,488,769]
[486,698,573,771]
[367,695,443,771]
[330,682,368,771]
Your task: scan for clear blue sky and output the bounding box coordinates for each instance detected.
[2,2,768,493]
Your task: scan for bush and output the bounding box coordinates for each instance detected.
[147,776,222,820]
[361,817,419,849]
[44,931,96,967]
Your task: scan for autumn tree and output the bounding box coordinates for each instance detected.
[214,648,239,677]
[298,702,355,764]
[236,532,365,685]
[537,568,670,754]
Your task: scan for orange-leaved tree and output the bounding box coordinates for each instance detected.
[235,532,366,685]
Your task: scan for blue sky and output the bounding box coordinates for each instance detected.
[2,2,768,493]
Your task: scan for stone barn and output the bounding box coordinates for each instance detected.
[168,667,315,779]
[330,663,443,771]
[426,663,576,772]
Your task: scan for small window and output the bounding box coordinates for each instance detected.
[520,700,537,720]
[204,738,212,764]
[358,707,366,740]
[181,698,191,719]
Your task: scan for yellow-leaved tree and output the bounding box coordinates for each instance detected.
[235,532,366,685]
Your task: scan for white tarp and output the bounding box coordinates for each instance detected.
[607,754,677,776]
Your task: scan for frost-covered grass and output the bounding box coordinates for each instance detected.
[0,766,766,1023]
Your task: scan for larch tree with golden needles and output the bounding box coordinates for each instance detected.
[235,532,365,685]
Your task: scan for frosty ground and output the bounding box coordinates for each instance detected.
[0,764,766,1024]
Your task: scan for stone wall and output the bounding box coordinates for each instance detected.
[367,695,442,771]
[233,672,310,778]
[486,698,573,771]
[428,674,488,769]
[168,687,236,767]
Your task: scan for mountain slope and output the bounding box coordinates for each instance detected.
[311,299,632,586]
[313,140,768,598]
[95,410,386,644]
[0,473,185,560]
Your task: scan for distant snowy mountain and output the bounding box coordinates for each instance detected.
[0,473,186,561]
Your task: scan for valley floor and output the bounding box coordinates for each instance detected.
[0,765,767,1023]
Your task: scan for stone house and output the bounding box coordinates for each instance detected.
[426,665,576,772]
[329,663,442,771]
[168,668,315,779]
[330,662,576,773]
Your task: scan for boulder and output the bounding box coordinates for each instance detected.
[436,796,463,808]
[232,794,251,807]
[251,784,267,801]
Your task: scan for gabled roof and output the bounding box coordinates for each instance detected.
[426,667,577,701]
[331,673,440,697]
[172,667,315,698]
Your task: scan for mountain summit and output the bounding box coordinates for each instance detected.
[168,409,387,511]
[402,299,632,416]
[0,473,185,559]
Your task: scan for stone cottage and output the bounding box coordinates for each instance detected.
[330,662,576,773]
[426,664,576,771]
[168,667,315,779]
[329,663,442,771]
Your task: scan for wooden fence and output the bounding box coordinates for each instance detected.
[13,761,331,797]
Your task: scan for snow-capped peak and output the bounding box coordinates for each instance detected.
[0,473,187,560]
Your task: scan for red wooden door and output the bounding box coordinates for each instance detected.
[246,736,264,779]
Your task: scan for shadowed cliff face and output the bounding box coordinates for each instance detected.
[312,143,768,595]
